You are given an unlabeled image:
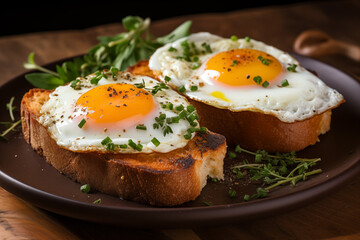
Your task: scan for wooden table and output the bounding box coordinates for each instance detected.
[1,1,359,239]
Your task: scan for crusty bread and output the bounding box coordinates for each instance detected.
[127,60,340,152]
[21,88,226,206]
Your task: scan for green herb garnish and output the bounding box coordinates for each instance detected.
[229,189,237,198]
[134,79,146,89]
[101,136,115,150]
[178,85,186,93]
[78,119,86,128]
[93,198,102,204]
[262,81,269,88]
[1,97,21,142]
[80,184,91,194]
[164,76,171,82]
[280,79,289,87]
[128,139,143,151]
[24,16,192,90]
[70,79,82,90]
[136,125,147,130]
[151,137,160,147]
[232,145,322,200]
[257,56,273,66]
[253,75,262,85]
[151,82,169,95]
[245,36,251,42]
[287,64,297,72]
[190,85,198,91]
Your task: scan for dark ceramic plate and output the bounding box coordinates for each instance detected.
[0,55,359,228]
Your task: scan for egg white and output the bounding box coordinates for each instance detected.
[38,72,198,153]
[149,32,344,122]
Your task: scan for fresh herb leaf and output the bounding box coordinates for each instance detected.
[25,73,64,90]
[280,79,289,87]
[80,184,91,194]
[287,64,297,72]
[24,17,192,89]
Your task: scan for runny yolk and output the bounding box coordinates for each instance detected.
[204,49,283,87]
[76,83,155,126]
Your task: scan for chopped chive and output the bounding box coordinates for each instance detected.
[128,139,137,149]
[178,85,186,93]
[128,139,143,151]
[243,194,251,202]
[167,102,173,110]
[253,76,262,85]
[186,105,195,113]
[229,189,237,198]
[232,60,238,66]
[245,36,251,42]
[281,79,289,87]
[175,104,185,111]
[164,76,171,82]
[170,116,180,123]
[178,110,187,119]
[190,85,198,91]
[107,143,115,150]
[80,184,91,194]
[231,35,238,41]
[93,198,102,204]
[101,136,112,146]
[199,126,207,133]
[203,201,212,206]
[136,125,147,130]
[119,144,128,149]
[184,133,192,139]
[151,137,160,147]
[78,119,86,128]
[258,56,272,66]
[287,64,297,72]
[262,81,269,88]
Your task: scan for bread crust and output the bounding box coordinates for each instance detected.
[127,60,338,152]
[21,89,226,206]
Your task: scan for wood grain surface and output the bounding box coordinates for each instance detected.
[0,0,359,239]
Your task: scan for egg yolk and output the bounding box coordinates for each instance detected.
[205,49,283,87]
[76,83,156,126]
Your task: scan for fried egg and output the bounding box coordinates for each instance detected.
[149,32,344,122]
[38,72,201,153]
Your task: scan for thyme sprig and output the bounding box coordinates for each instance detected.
[1,97,21,142]
[231,145,322,200]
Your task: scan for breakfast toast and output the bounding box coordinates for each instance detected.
[127,60,337,152]
[21,88,226,206]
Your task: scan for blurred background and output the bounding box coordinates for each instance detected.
[1,0,320,37]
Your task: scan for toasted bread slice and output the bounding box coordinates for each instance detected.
[21,88,226,206]
[127,60,339,152]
